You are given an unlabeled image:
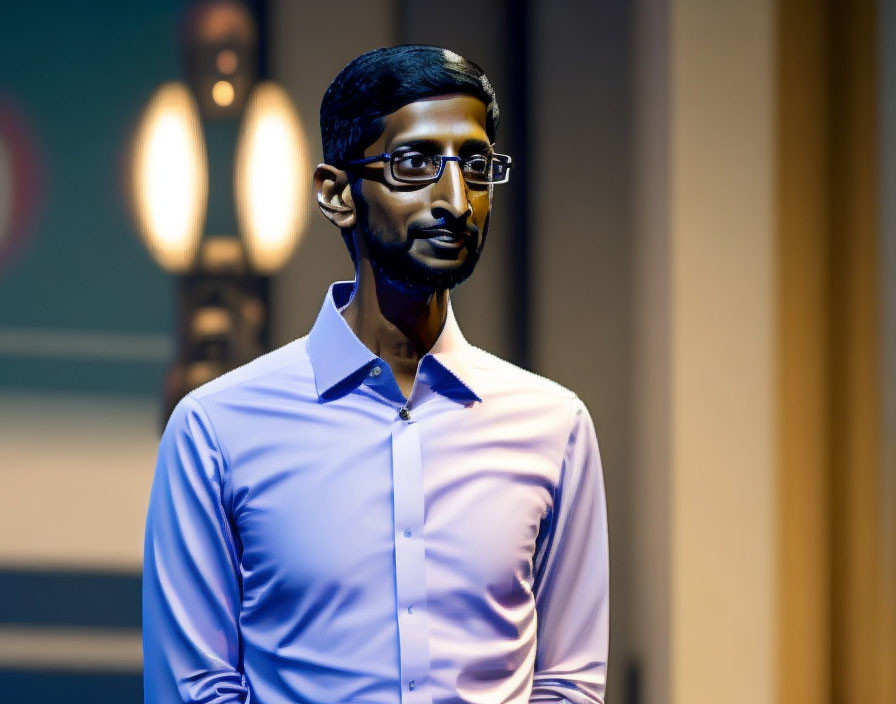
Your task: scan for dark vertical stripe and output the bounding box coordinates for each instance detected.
[244,1,275,356]
[775,1,831,701]
[505,0,532,370]
[827,0,883,701]
[246,0,270,80]
[624,658,642,704]
[395,0,409,44]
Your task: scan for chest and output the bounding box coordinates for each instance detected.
[224,404,560,602]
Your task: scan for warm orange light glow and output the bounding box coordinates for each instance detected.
[234,82,309,273]
[131,82,207,272]
[211,80,235,107]
[216,49,238,75]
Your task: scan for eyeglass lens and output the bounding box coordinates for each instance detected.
[390,153,507,184]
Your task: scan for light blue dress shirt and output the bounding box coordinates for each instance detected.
[143,281,609,704]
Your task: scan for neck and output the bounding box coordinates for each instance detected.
[341,257,449,381]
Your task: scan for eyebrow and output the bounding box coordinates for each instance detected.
[388,137,492,153]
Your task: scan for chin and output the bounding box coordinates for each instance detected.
[359,215,489,294]
[365,235,484,294]
[372,256,478,294]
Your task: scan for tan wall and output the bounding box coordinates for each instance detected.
[669,1,777,702]
[0,392,158,570]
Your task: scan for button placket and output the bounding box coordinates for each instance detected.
[390,419,431,702]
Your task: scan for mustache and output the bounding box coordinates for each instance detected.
[408,217,479,238]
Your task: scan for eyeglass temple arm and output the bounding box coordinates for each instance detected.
[345,153,390,166]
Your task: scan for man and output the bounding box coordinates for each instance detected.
[143,45,609,703]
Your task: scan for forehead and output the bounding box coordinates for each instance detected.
[375,94,489,150]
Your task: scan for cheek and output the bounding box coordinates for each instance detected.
[363,185,423,229]
[470,190,491,226]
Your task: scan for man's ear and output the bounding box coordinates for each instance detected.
[313,164,355,229]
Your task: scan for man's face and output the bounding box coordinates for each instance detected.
[352,94,493,293]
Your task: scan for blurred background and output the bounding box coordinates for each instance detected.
[0,0,893,702]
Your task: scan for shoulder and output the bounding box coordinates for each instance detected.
[174,337,316,442]
[467,345,598,438]
[464,346,590,443]
[164,337,315,472]
[466,346,578,405]
[188,336,313,406]
[462,347,600,479]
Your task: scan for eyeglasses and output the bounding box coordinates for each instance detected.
[345,150,512,186]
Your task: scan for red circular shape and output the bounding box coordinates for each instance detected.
[0,98,42,276]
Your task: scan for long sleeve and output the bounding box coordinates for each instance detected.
[143,395,249,703]
[530,398,610,704]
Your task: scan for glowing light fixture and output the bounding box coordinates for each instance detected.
[211,80,235,107]
[234,82,308,273]
[131,82,207,273]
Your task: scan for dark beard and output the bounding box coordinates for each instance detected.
[358,213,489,295]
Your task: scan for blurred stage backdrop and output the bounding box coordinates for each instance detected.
[0,1,894,703]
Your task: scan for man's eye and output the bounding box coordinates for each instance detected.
[463,155,489,174]
[395,152,430,170]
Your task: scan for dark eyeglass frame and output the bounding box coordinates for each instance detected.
[345,151,512,186]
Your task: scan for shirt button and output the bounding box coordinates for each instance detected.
[399,407,411,420]
[403,528,412,538]
[407,605,414,614]
[408,680,416,691]
[370,366,382,377]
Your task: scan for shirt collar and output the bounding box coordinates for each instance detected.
[307,281,481,404]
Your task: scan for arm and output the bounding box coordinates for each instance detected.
[530,398,610,704]
[143,395,249,703]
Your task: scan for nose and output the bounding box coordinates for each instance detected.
[431,157,472,221]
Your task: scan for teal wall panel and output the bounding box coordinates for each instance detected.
[0,1,198,395]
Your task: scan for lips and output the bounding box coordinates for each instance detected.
[418,228,469,248]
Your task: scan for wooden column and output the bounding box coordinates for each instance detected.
[827,0,884,701]
[775,0,831,701]
[776,0,889,701]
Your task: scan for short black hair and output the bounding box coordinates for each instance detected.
[320,44,500,168]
